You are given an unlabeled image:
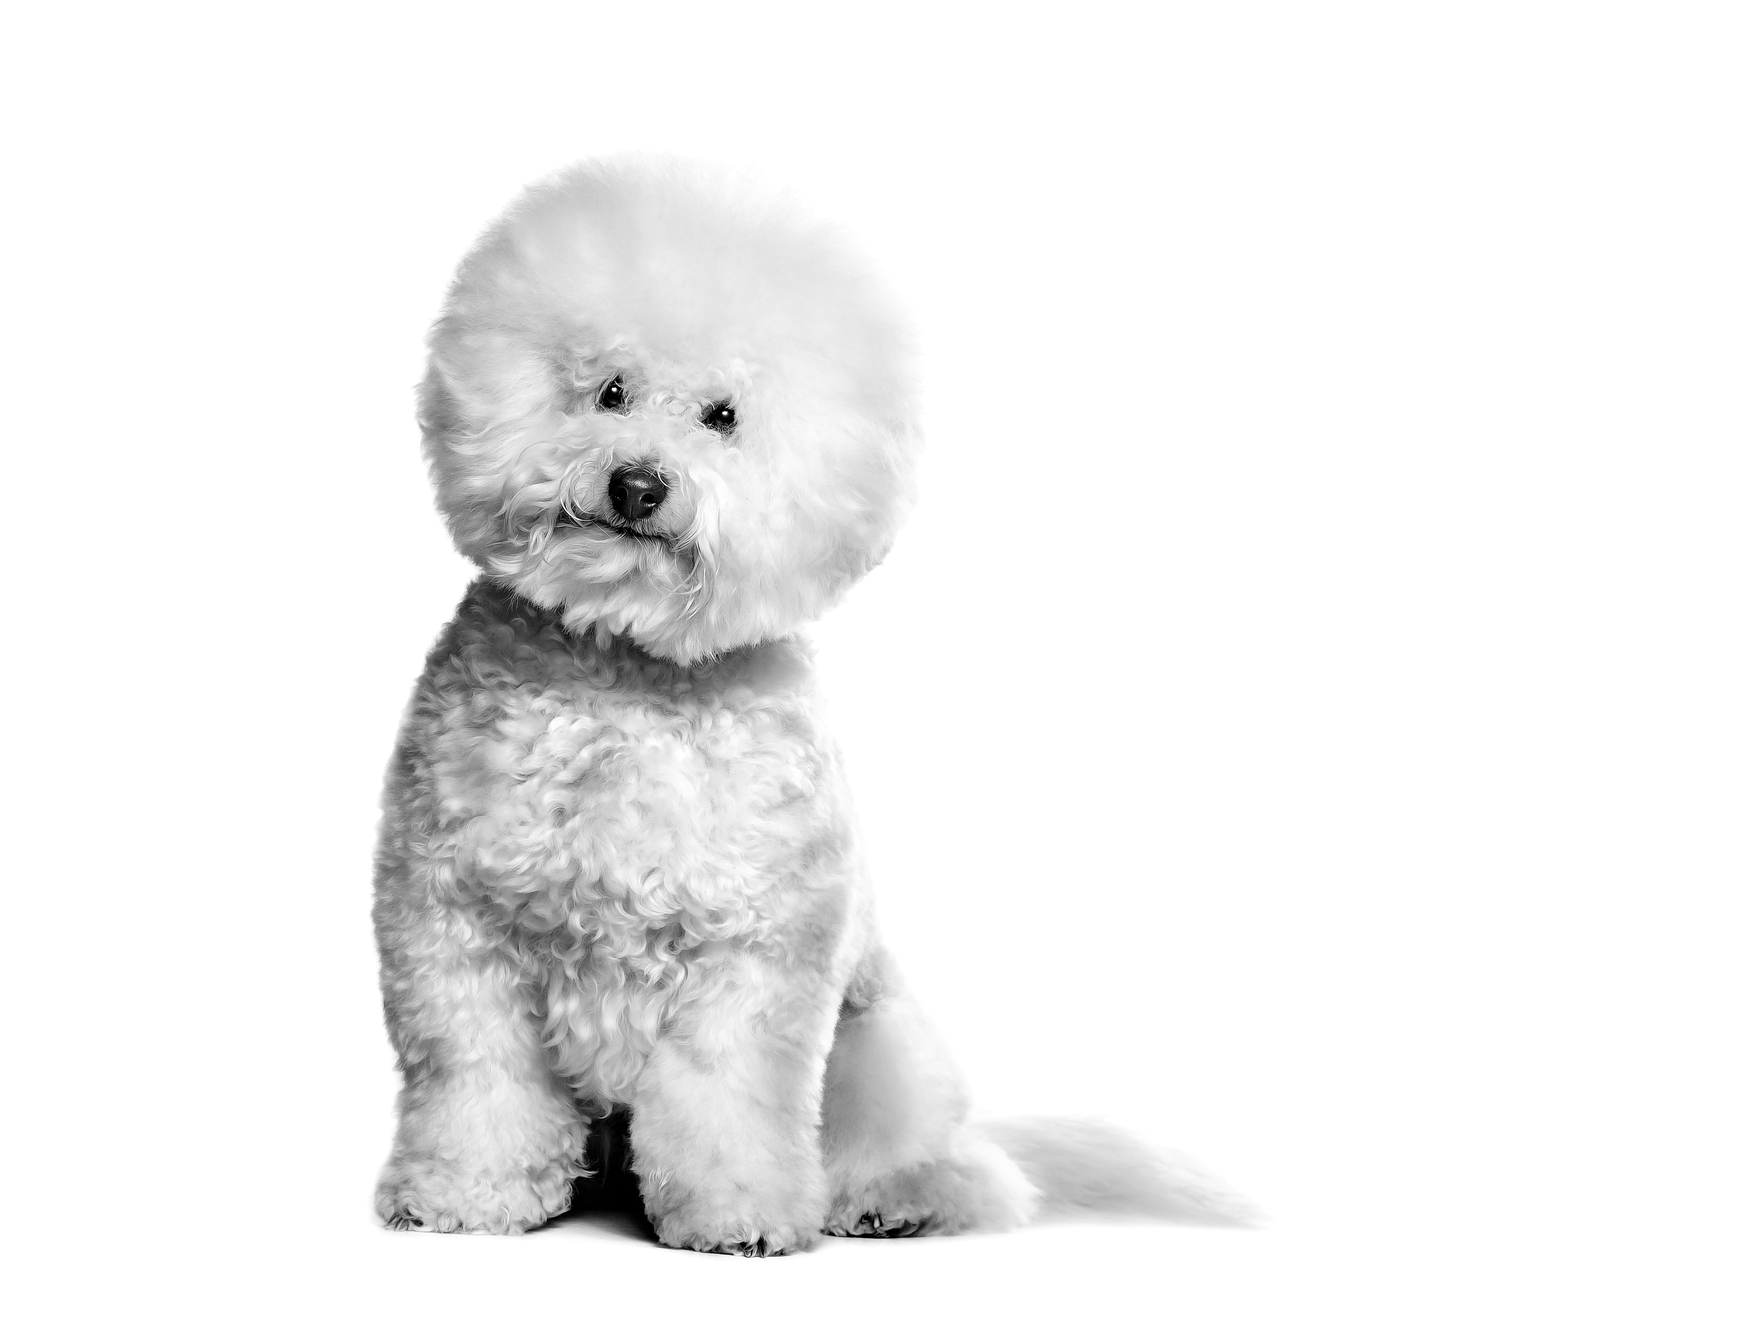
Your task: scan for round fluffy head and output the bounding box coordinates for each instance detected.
[420,158,922,663]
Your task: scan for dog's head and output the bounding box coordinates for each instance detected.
[421,159,921,663]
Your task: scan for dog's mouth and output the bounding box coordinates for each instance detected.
[556,509,675,546]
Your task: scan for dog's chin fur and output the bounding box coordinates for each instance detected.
[376,158,1249,1253]
[420,157,922,662]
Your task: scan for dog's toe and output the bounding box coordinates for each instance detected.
[675,1234,793,1257]
[830,1210,924,1239]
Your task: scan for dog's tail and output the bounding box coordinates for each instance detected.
[974,1116,1261,1226]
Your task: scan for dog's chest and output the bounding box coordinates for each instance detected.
[440,670,835,936]
[407,593,854,1100]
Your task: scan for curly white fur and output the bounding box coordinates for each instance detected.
[375,157,1246,1254]
[420,158,919,666]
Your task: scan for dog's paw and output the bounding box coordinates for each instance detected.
[662,1230,803,1257]
[649,1203,821,1256]
[825,1209,924,1239]
[375,1160,573,1235]
[825,1137,1039,1238]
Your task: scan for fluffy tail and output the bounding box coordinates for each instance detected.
[975,1116,1261,1226]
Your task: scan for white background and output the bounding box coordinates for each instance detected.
[5,3,1755,1316]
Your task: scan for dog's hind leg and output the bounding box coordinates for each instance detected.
[819,967,1038,1238]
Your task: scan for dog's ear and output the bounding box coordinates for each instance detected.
[417,360,461,442]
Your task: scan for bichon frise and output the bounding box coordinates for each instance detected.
[374,158,1246,1254]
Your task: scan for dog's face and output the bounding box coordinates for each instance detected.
[421,160,921,664]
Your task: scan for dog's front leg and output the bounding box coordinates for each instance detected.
[375,901,585,1234]
[631,950,840,1255]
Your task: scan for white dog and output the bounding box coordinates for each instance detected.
[375,158,1244,1253]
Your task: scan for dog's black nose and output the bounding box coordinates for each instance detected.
[608,466,669,522]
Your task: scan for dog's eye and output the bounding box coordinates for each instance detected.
[701,401,737,434]
[595,375,629,412]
